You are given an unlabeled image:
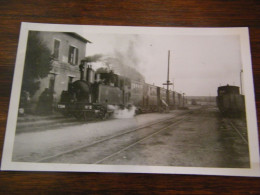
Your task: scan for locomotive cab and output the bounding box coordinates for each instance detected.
[57,80,92,116]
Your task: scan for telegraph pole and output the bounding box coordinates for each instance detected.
[163,50,173,105]
[240,69,243,94]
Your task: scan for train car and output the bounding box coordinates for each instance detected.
[174,92,180,108]
[160,88,167,103]
[172,91,177,108]
[174,92,186,108]
[145,83,158,112]
[143,84,178,112]
[216,85,245,116]
[178,93,184,108]
[168,90,174,109]
[130,79,144,112]
[157,87,169,112]
[142,83,149,110]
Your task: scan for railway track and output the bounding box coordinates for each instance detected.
[15,107,249,168]
[224,118,248,145]
[35,110,194,164]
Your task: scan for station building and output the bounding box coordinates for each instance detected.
[28,31,91,111]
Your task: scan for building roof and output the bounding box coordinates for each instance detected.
[64,32,92,43]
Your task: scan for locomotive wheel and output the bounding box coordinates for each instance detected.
[100,112,108,120]
[98,107,108,120]
[73,111,84,120]
[61,111,70,117]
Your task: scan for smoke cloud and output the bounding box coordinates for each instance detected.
[84,34,145,81]
[83,54,103,63]
[107,105,136,119]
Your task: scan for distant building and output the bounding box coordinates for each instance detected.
[30,31,91,109]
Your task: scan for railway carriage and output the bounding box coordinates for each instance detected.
[178,93,184,108]
[144,83,158,112]
[174,92,180,108]
[217,85,245,116]
[168,90,175,109]
[130,79,144,112]
[157,87,169,112]
[160,88,167,103]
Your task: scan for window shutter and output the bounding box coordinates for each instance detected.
[75,48,79,65]
[54,40,60,59]
[68,46,73,64]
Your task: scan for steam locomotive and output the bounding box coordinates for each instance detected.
[57,62,186,120]
[216,85,245,117]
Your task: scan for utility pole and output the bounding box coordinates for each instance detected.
[240,69,243,95]
[183,93,185,107]
[163,50,173,105]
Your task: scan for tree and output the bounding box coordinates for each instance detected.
[22,31,53,96]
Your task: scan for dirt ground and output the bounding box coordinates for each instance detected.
[12,106,249,168]
[101,107,250,168]
[12,110,186,162]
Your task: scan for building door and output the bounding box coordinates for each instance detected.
[68,76,74,90]
[49,74,56,93]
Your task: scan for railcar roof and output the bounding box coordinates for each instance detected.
[218,85,239,89]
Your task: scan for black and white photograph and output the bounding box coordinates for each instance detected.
[1,23,259,176]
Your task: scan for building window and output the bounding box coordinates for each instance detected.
[53,39,60,59]
[68,45,78,65]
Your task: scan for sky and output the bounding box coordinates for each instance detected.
[82,32,242,96]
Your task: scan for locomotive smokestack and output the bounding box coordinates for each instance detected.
[86,65,95,83]
[96,73,100,82]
